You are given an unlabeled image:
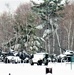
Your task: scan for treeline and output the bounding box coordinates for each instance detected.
[0,0,74,54]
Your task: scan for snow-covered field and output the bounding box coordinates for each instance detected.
[0,62,74,75]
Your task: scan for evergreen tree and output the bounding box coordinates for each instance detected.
[5,3,45,53]
[31,0,64,53]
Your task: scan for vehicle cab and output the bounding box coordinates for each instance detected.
[29,52,49,65]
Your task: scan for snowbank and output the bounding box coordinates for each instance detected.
[0,62,74,75]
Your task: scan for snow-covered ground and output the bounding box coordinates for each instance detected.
[0,62,74,75]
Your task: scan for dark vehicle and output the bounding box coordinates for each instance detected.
[57,50,74,62]
[16,51,30,63]
[49,54,57,62]
[0,50,21,63]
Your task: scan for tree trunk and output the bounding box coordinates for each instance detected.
[48,38,50,54]
[71,30,74,50]
[52,32,55,53]
[68,19,72,50]
[55,29,61,54]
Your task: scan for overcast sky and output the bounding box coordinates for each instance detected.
[0,0,43,13]
[0,0,25,13]
[0,0,72,14]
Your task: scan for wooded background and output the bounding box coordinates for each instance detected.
[0,0,74,54]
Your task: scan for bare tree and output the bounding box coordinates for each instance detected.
[0,12,14,51]
[60,3,74,50]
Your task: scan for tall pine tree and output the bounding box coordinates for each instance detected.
[31,0,64,53]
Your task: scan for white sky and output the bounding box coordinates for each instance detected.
[0,0,72,14]
[0,0,43,13]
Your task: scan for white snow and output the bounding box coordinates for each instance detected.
[43,29,52,38]
[0,62,74,75]
[35,24,44,29]
[57,54,66,58]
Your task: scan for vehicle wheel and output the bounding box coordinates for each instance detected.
[15,62,17,64]
[5,58,10,63]
[21,60,23,63]
[29,59,34,65]
[37,60,42,65]
[44,61,48,65]
[43,58,48,65]
[57,58,61,63]
[8,59,10,63]
[25,59,29,63]
[26,60,29,63]
[4,58,7,63]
